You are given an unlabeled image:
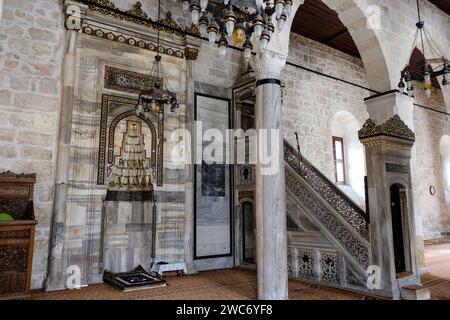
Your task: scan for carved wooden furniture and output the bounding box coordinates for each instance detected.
[0,171,37,299]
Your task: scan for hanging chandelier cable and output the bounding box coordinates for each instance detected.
[134,0,180,117]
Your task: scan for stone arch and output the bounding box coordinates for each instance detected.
[331,110,366,206]
[290,0,391,92]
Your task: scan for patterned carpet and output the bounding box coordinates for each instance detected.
[28,268,371,300]
[26,243,450,300]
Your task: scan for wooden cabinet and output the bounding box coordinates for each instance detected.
[0,171,37,299]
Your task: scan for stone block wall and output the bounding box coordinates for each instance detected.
[282,33,370,183]
[0,0,65,289]
[412,87,450,239]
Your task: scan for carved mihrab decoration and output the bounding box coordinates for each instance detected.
[88,1,184,36]
[358,115,416,142]
[185,24,201,36]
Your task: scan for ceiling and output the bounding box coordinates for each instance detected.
[291,0,360,58]
[291,0,450,59]
[429,0,450,15]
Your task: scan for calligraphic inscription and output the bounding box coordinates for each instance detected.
[386,163,409,174]
[104,66,161,94]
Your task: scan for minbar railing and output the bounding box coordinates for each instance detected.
[284,140,370,240]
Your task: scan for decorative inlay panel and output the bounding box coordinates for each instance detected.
[239,165,254,185]
[0,246,28,273]
[297,250,314,280]
[0,230,30,240]
[386,163,409,174]
[82,26,185,59]
[320,252,339,283]
[0,200,29,220]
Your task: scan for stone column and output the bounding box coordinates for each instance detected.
[361,91,421,299]
[183,38,201,275]
[45,1,86,291]
[253,51,288,300]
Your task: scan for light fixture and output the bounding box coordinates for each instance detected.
[207,19,219,45]
[199,13,209,34]
[442,77,449,91]
[190,0,201,25]
[398,0,449,98]
[232,20,246,46]
[444,63,450,82]
[398,78,406,95]
[252,11,264,38]
[275,0,285,18]
[285,0,293,15]
[183,0,291,61]
[243,36,253,61]
[200,0,209,12]
[218,32,228,58]
[260,29,270,49]
[267,20,275,36]
[135,0,179,118]
[224,5,237,37]
[277,11,287,31]
[182,0,190,14]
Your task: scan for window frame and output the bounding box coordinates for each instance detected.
[332,136,347,185]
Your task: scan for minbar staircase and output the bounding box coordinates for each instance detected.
[283,140,372,294]
[283,140,431,299]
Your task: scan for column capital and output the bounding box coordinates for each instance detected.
[252,50,287,81]
[64,0,88,32]
[184,34,202,61]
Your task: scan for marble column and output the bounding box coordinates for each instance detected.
[45,1,86,291]
[253,51,288,300]
[183,37,201,275]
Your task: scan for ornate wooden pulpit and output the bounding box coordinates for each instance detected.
[0,171,37,299]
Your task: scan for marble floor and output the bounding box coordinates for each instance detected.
[26,243,450,300]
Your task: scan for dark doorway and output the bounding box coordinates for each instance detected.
[390,184,407,273]
[242,201,255,263]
